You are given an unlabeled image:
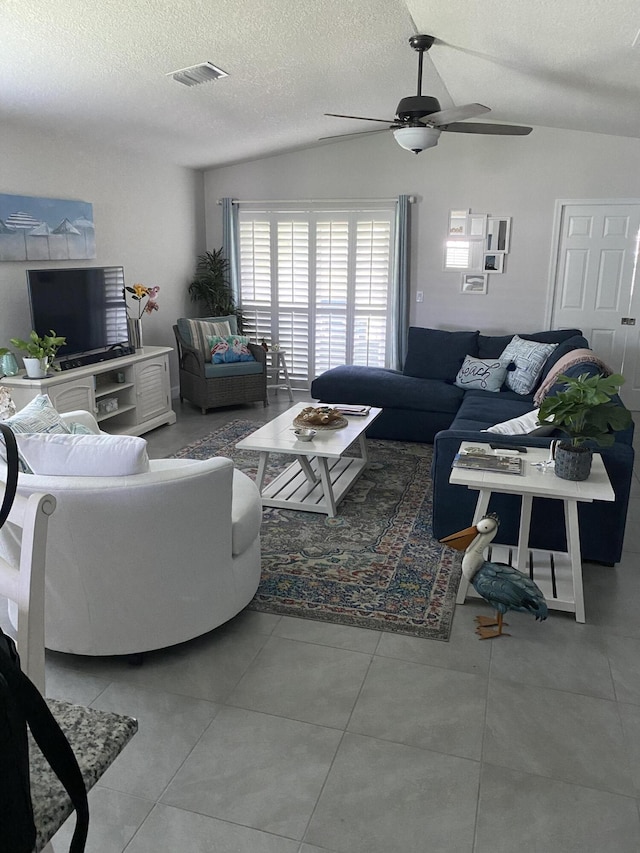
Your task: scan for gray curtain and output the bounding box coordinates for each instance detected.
[391,194,411,370]
[221,198,240,303]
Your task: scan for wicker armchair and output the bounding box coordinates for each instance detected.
[174,318,268,414]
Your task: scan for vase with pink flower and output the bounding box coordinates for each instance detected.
[125,283,160,350]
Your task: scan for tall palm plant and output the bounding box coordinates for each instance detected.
[188,249,243,329]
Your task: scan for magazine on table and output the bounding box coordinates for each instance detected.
[452,451,524,475]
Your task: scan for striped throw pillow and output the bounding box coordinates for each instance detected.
[184,319,232,360]
[0,394,71,472]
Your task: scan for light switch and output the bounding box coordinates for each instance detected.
[416,291,424,303]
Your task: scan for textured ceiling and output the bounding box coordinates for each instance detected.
[2,0,639,170]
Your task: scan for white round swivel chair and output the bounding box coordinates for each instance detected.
[0,411,263,656]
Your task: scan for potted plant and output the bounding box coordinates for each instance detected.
[188,249,243,330]
[10,330,67,378]
[537,371,632,480]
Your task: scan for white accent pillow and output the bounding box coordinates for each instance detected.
[484,409,541,435]
[16,433,150,477]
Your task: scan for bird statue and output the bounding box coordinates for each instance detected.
[440,514,548,639]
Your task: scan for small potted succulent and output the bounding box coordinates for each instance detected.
[9,330,67,378]
[537,371,632,480]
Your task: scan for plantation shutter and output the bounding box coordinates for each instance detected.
[238,204,395,387]
[238,219,272,343]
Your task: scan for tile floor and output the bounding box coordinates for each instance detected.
[9,395,640,851]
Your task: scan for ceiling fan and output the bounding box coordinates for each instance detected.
[323,34,533,153]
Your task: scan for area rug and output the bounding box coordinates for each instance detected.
[173,421,461,641]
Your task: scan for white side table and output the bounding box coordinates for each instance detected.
[449,441,615,622]
[266,349,294,402]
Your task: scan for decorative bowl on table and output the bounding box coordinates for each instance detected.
[293,406,348,430]
[292,427,317,441]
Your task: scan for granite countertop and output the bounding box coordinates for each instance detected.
[31,698,138,852]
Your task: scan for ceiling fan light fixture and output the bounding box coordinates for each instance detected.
[393,125,440,154]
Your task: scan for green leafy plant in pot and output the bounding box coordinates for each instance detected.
[537,371,632,481]
[10,330,66,379]
[188,249,243,331]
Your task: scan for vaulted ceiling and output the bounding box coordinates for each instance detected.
[2,0,639,170]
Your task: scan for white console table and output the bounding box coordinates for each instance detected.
[1,346,176,436]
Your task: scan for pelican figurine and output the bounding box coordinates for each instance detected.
[440,515,548,639]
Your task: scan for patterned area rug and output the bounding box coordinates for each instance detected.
[173,420,461,641]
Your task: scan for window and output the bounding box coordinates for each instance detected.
[238,205,395,387]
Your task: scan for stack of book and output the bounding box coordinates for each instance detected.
[452,451,524,475]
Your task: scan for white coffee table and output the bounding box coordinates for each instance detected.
[449,441,615,622]
[236,402,382,516]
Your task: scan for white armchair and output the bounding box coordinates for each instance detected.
[0,411,262,657]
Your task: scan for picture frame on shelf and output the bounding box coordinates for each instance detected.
[486,217,511,253]
[461,273,488,294]
[483,253,504,273]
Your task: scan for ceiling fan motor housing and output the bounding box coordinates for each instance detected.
[396,95,441,122]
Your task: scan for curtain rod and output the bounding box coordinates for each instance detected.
[216,196,416,205]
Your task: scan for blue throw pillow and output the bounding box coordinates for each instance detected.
[403,327,479,381]
[499,336,558,395]
[455,355,509,392]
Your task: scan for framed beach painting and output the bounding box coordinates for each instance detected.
[0,193,95,261]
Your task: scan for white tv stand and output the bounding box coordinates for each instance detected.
[1,346,176,436]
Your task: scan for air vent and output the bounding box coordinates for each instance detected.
[167,62,229,87]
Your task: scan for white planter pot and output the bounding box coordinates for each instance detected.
[23,357,48,379]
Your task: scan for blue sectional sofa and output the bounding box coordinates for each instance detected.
[310,326,635,565]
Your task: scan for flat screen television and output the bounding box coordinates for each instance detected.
[26,266,132,365]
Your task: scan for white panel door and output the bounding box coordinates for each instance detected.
[550,202,640,410]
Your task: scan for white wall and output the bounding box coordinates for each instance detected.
[0,123,205,384]
[203,125,640,335]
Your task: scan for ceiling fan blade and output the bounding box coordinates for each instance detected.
[324,112,395,124]
[425,103,491,126]
[443,122,533,135]
[319,128,391,141]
